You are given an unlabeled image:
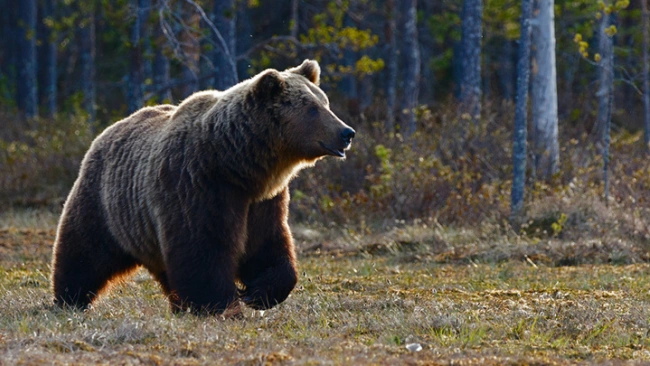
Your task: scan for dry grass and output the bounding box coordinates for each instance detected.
[2,209,650,365]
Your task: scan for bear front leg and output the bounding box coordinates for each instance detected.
[161,195,249,315]
[238,188,298,310]
[165,249,240,314]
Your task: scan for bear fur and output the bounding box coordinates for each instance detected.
[50,60,355,314]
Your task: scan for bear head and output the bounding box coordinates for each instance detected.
[251,59,355,162]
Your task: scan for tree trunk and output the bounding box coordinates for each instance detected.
[79,1,96,123]
[596,9,613,147]
[642,0,650,152]
[141,0,153,96]
[417,1,434,104]
[17,0,38,119]
[180,2,200,97]
[511,0,534,220]
[153,18,172,103]
[458,0,482,124]
[236,1,253,80]
[38,0,57,117]
[398,0,420,136]
[384,0,397,132]
[600,10,615,203]
[211,0,238,90]
[531,0,559,181]
[498,38,515,102]
[0,0,17,87]
[127,0,144,113]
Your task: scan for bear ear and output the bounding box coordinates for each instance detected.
[253,69,286,99]
[287,59,321,85]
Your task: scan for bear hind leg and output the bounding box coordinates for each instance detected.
[51,219,138,310]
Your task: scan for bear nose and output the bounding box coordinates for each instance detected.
[341,128,356,144]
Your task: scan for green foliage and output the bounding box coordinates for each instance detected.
[573,0,629,61]
[484,0,520,40]
[296,0,383,83]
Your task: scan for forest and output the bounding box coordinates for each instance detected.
[2,0,650,364]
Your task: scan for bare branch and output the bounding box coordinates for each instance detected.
[182,0,237,76]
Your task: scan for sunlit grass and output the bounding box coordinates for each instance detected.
[2,218,650,364]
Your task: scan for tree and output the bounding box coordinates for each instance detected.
[598,4,616,203]
[16,0,38,119]
[642,0,650,152]
[180,1,200,97]
[211,0,238,90]
[398,0,420,136]
[595,5,614,149]
[38,0,57,117]
[384,0,397,132]
[511,0,534,220]
[78,1,96,123]
[531,0,559,180]
[153,22,172,103]
[127,0,145,113]
[458,0,482,124]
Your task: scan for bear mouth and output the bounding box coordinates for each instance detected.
[318,141,346,158]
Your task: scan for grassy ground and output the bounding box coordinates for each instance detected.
[1,210,650,365]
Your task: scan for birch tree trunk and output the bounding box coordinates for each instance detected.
[599,9,615,203]
[398,0,420,136]
[458,0,483,124]
[531,0,559,180]
[642,0,650,152]
[596,9,613,147]
[511,0,534,220]
[211,0,237,90]
[17,0,38,119]
[384,0,397,132]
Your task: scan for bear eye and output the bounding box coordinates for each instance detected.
[308,106,319,118]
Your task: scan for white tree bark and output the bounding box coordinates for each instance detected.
[531,0,559,180]
[596,10,613,148]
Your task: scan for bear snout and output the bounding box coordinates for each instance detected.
[341,127,355,146]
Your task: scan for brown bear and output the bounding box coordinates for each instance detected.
[50,60,355,314]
